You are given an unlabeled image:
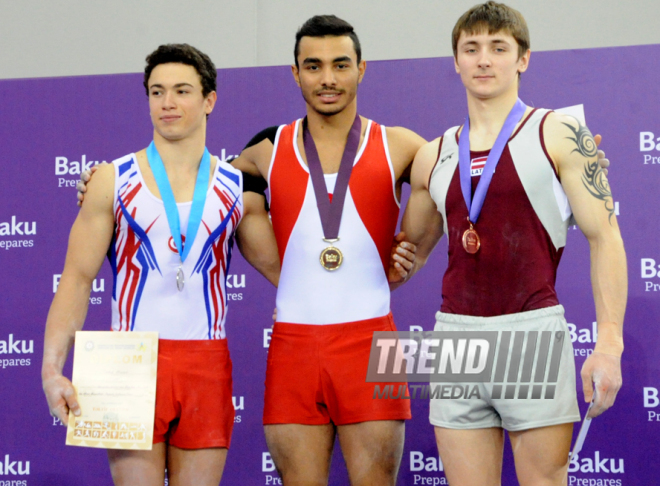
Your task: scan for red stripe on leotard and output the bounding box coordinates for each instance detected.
[269,122,310,263]
[349,122,399,272]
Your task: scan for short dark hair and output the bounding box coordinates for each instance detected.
[294,15,362,68]
[452,2,530,59]
[143,44,217,97]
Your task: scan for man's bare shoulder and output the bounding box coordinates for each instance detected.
[232,126,279,178]
[543,112,592,146]
[385,126,427,150]
[543,112,598,171]
[417,136,442,162]
[411,137,443,189]
[384,126,428,175]
[82,162,115,213]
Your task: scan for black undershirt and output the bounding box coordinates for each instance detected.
[244,126,278,149]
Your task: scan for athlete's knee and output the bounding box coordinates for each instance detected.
[517,462,569,486]
[107,449,166,486]
[345,438,403,484]
[348,459,399,486]
[264,427,332,484]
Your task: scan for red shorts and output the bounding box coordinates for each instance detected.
[154,339,234,449]
[263,313,411,426]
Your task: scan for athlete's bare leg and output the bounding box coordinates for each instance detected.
[337,420,404,486]
[265,423,336,485]
[167,445,227,486]
[508,423,573,486]
[434,427,504,486]
[108,444,227,486]
[107,443,166,486]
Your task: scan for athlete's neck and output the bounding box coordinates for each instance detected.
[152,127,207,176]
[305,100,359,142]
[465,89,523,150]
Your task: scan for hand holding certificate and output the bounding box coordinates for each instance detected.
[66,331,159,450]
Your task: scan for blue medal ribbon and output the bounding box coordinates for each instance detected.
[146,141,210,263]
[458,98,527,224]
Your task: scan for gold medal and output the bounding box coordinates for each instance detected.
[462,218,480,254]
[320,239,343,271]
[304,116,360,274]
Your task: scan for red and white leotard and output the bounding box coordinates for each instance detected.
[110,154,243,339]
[268,118,399,325]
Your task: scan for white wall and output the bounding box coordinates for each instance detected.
[2,0,659,79]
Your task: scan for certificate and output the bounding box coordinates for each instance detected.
[66,331,159,450]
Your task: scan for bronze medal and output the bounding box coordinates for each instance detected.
[458,100,527,258]
[320,245,343,271]
[462,218,480,254]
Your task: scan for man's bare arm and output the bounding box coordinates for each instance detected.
[400,138,445,281]
[76,164,104,206]
[379,126,427,290]
[229,127,278,179]
[230,131,281,285]
[43,163,115,425]
[236,192,280,287]
[546,113,627,418]
[385,126,427,182]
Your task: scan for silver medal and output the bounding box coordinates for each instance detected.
[176,266,185,292]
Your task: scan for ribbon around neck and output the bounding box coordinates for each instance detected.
[303,114,362,240]
[147,141,210,263]
[458,98,527,224]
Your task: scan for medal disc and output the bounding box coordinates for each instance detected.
[320,246,343,271]
[176,266,185,291]
[462,228,480,254]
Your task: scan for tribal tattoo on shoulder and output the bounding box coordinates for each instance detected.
[562,121,598,158]
[562,120,615,224]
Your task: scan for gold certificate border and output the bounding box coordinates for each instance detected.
[66,331,159,450]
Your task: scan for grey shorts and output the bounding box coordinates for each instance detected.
[429,305,580,432]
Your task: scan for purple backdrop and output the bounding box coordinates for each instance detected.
[1,44,659,485]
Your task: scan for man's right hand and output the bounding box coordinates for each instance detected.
[580,351,622,418]
[43,373,81,426]
[76,164,102,206]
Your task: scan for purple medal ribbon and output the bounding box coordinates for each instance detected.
[458,98,527,224]
[303,114,362,241]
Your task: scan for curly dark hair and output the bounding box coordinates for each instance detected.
[143,43,217,97]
